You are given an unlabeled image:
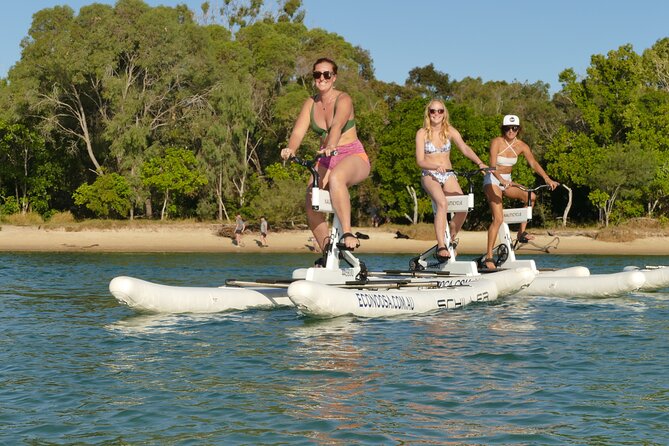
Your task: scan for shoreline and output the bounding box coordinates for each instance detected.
[1,224,668,256]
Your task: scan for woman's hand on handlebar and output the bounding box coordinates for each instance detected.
[545,178,560,191]
[317,146,337,157]
[280,148,294,160]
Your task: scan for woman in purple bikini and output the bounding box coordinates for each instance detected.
[415,99,487,262]
[280,57,370,252]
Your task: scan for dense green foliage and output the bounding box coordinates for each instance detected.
[73,173,132,218]
[1,0,668,228]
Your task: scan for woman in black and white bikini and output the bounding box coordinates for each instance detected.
[415,99,487,262]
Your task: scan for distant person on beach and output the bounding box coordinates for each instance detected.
[482,114,559,269]
[280,57,370,253]
[260,216,268,247]
[415,99,487,263]
[234,214,246,247]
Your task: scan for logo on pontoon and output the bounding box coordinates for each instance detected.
[355,292,415,310]
[437,278,475,287]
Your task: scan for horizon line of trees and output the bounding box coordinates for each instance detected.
[1,0,668,229]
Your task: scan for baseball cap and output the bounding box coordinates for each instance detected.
[502,115,520,126]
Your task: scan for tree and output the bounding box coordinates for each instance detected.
[558,44,643,146]
[141,147,208,220]
[405,64,451,97]
[246,162,307,227]
[9,1,210,213]
[373,97,427,222]
[585,142,654,226]
[73,173,132,218]
[0,121,56,215]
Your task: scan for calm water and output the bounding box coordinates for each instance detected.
[2,252,669,444]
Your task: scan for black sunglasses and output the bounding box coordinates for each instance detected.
[429,108,445,115]
[313,71,334,80]
[503,125,520,132]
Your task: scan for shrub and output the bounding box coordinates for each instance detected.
[48,211,77,224]
[73,173,132,218]
[4,212,44,225]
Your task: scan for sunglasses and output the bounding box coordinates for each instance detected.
[312,71,334,80]
[429,108,445,115]
[503,125,520,132]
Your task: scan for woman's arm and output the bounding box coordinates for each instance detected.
[282,98,314,159]
[522,144,559,188]
[451,127,486,167]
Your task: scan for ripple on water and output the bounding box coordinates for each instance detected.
[2,253,669,443]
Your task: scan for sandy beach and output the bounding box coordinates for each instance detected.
[1,224,667,256]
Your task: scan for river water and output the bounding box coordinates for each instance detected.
[1,252,668,444]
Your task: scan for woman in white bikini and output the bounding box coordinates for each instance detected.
[482,114,559,269]
[415,99,487,262]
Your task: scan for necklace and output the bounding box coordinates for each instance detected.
[320,92,337,111]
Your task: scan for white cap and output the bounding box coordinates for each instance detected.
[502,115,520,126]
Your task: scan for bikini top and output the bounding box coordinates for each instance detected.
[424,138,451,154]
[309,94,356,137]
[497,139,518,167]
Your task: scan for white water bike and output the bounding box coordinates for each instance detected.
[481,183,652,297]
[109,156,535,316]
[287,154,368,284]
[409,167,493,275]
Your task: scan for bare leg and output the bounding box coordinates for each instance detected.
[305,185,330,251]
[484,184,504,268]
[324,156,370,249]
[441,175,465,242]
[421,175,448,250]
[503,187,536,241]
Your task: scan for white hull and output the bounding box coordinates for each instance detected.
[287,268,536,318]
[109,276,292,313]
[537,266,590,277]
[516,270,646,297]
[287,279,498,318]
[624,266,669,291]
[109,268,535,314]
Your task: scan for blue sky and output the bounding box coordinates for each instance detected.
[2,1,668,94]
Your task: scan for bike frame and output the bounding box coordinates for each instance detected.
[290,156,366,283]
[494,184,553,270]
[412,168,491,275]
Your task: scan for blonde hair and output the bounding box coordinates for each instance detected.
[423,99,450,142]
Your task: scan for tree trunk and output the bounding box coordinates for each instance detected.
[216,170,224,221]
[561,184,573,227]
[160,189,169,220]
[145,197,153,219]
[403,185,418,224]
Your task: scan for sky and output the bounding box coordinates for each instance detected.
[2,0,668,94]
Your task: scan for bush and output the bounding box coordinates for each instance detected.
[48,211,77,224]
[0,196,21,217]
[3,212,44,225]
[247,177,306,228]
[73,173,132,218]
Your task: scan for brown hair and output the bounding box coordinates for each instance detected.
[313,57,338,74]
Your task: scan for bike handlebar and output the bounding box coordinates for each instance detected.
[510,183,555,193]
[289,151,338,189]
[442,167,495,193]
[445,166,495,178]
